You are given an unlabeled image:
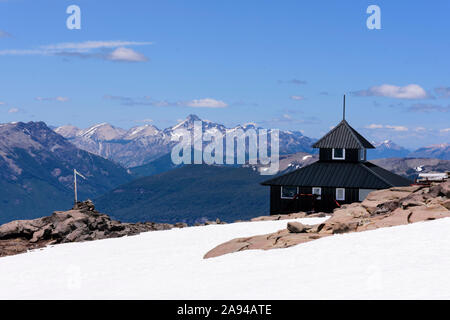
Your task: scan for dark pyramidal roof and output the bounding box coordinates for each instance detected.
[312,119,375,149]
[261,161,412,189]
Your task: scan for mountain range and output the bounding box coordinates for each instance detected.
[408,143,450,160]
[55,115,450,166]
[367,140,411,160]
[55,114,316,168]
[0,121,132,223]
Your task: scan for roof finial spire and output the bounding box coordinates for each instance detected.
[343,94,346,121]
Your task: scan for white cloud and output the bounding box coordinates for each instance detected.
[185,98,228,108]
[0,40,152,63]
[385,125,408,132]
[440,128,450,133]
[365,124,384,129]
[36,96,69,102]
[0,101,5,105]
[106,47,148,62]
[290,95,305,101]
[365,124,408,131]
[8,108,19,113]
[353,84,428,99]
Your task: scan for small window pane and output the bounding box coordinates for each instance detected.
[333,148,345,159]
[312,187,322,200]
[360,149,366,161]
[281,186,297,199]
[336,188,345,201]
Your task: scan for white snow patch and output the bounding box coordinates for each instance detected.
[1,217,450,299]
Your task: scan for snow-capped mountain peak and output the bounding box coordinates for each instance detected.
[409,143,450,160]
[167,114,226,133]
[54,125,81,139]
[78,123,126,141]
[123,124,161,140]
[373,140,404,150]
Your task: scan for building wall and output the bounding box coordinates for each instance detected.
[270,185,362,215]
[319,148,361,162]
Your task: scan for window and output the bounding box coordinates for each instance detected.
[281,186,298,199]
[332,148,345,160]
[312,187,322,200]
[359,149,366,161]
[336,188,345,201]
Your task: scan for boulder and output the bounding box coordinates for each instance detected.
[407,205,450,223]
[430,181,450,198]
[362,188,413,214]
[319,204,369,234]
[287,222,307,233]
[357,208,411,231]
[441,199,450,210]
[204,229,331,259]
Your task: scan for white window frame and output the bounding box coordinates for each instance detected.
[332,148,345,160]
[336,188,345,201]
[312,187,322,200]
[359,148,366,161]
[281,186,298,199]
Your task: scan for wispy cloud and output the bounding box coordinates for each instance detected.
[365,124,409,131]
[104,95,228,108]
[278,79,307,85]
[36,96,69,102]
[0,40,152,62]
[435,87,450,98]
[8,108,19,113]
[439,128,450,133]
[261,114,320,126]
[408,103,450,113]
[41,41,152,51]
[290,95,305,101]
[352,84,429,99]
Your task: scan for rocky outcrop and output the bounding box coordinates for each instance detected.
[204,181,450,259]
[0,200,180,258]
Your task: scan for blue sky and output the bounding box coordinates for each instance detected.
[0,0,449,149]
